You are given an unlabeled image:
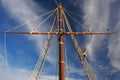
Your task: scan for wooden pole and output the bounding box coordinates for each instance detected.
[5,32,116,35]
[58,3,65,80]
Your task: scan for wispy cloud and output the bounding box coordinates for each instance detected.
[0,44,30,80]
[1,0,52,79]
[41,75,82,80]
[66,60,85,76]
[1,0,48,51]
[0,56,9,80]
[0,58,31,80]
[83,0,111,59]
[108,4,120,70]
[82,0,120,76]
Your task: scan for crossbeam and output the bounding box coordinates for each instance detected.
[5,31,116,35]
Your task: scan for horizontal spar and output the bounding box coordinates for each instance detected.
[4,32,58,34]
[4,32,116,35]
[66,32,117,35]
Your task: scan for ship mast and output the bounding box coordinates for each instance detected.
[58,3,65,80]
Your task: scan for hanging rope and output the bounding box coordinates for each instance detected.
[63,18,68,80]
[54,0,58,6]
[29,13,58,80]
[64,8,83,18]
[36,15,57,79]
[30,30,52,80]
[64,36,68,80]
[82,59,97,80]
[55,46,59,80]
[6,8,57,32]
[33,9,57,31]
[64,9,84,28]
[64,8,108,30]
[64,8,103,31]
[4,33,11,80]
[62,10,97,80]
[62,10,83,58]
[55,11,59,80]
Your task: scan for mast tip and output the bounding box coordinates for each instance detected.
[59,3,62,6]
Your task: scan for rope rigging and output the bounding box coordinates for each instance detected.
[55,40,59,80]
[64,8,84,28]
[4,33,11,80]
[64,8,83,19]
[29,13,58,80]
[6,8,57,32]
[33,10,57,31]
[54,0,59,6]
[63,18,68,80]
[62,9,97,80]
[64,37,68,80]
[63,8,109,30]
[64,8,109,31]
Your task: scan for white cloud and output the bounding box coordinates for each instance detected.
[0,57,31,80]
[1,0,48,52]
[41,75,81,80]
[83,0,120,72]
[108,14,120,70]
[0,45,10,80]
[0,45,30,80]
[83,0,111,59]
[0,0,52,80]
[0,58,9,80]
[67,62,85,77]
[10,68,31,80]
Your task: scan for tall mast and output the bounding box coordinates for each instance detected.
[58,3,65,80]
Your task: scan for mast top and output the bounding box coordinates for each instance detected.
[59,3,62,8]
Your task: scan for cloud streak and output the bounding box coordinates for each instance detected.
[83,0,111,59]
[1,0,49,51]
[82,0,120,78]
[0,0,53,80]
[108,2,120,70]
[0,56,31,80]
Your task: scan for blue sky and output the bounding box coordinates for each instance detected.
[0,0,120,80]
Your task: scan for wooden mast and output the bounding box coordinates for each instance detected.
[58,3,65,80]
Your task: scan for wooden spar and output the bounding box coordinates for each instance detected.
[5,31,116,35]
[58,3,65,80]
